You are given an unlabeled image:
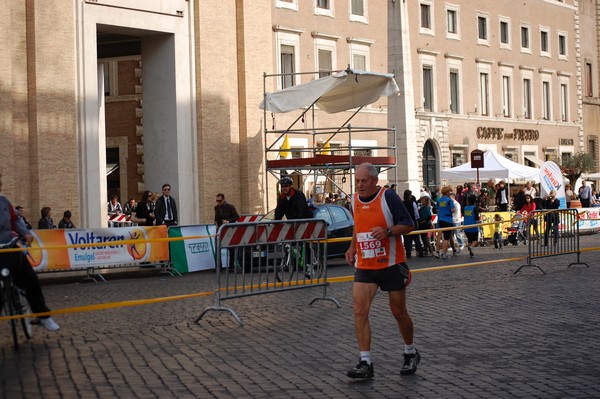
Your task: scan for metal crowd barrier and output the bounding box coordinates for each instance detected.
[195,218,340,326]
[514,209,590,274]
[107,213,136,228]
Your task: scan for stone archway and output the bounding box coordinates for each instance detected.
[422,140,439,192]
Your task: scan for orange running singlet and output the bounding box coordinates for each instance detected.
[353,188,406,270]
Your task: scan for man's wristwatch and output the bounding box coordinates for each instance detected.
[387,228,393,237]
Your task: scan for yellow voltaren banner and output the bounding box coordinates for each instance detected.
[26,226,170,272]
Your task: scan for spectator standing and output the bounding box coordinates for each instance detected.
[476,190,489,213]
[402,190,423,258]
[462,196,480,257]
[58,210,76,229]
[274,176,312,220]
[123,198,137,215]
[149,192,157,213]
[107,195,123,214]
[214,193,241,270]
[454,185,463,208]
[462,182,477,208]
[132,190,155,226]
[496,181,509,211]
[486,179,497,207]
[155,183,178,226]
[512,187,527,212]
[0,174,60,330]
[214,193,240,227]
[523,181,537,199]
[492,214,504,249]
[417,194,435,256]
[15,206,32,229]
[579,180,592,208]
[543,190,560,246]
[565,184,574,208]
[592,191,600,207]
[449,192,464,251]
[38,207,56,229]
[520,194,539,240]
[345,163,419,379]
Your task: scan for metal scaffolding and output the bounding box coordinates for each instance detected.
[262,69,398,210]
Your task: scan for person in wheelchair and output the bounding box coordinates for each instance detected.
[0,174,60,331]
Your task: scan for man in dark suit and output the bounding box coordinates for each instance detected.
[154,183,178,226]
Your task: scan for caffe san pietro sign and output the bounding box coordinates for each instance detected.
[476,126,539,141]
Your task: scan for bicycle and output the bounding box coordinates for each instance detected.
[0,237,33,349]
[274,241,323,283]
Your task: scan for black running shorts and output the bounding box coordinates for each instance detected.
[438,220,453,240]
[354,263,411,291]
[465,232,479,244]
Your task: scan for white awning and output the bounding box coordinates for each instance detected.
[259,69,400,114]
[441,150,540,182]
[524,155,545,167]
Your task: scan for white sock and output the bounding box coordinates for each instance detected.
[404,344,416,354]
[360,351,371,364]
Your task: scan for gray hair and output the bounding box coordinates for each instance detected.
[356,163,378,178]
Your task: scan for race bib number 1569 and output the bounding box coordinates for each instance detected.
[357,232,387,259]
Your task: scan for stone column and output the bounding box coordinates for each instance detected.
[388,0,420,194]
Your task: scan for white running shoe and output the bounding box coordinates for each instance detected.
[40,317,60,331]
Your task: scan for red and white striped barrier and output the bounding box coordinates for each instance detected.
[219,220,326,247]
[108,213,135,227]
[237,214,264,223]
[108,213,131,222]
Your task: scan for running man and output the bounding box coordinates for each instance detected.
[345,163,420,379]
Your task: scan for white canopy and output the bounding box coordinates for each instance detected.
[582,172,600,179]
[441,150,540,183]
[259,69,400,114]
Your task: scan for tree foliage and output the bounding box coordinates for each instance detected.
[555,152,596,184]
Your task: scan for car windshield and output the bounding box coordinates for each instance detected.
[313,207,332,225]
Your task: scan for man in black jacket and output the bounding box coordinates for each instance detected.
[274,176,312,220]
[155,183,178,226]
[214,193,240,227]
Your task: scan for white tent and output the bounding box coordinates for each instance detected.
[582,172,600,180]
[259,69,400,114]
[441,150,540,183]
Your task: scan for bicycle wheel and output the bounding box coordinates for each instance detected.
[304,256,324,280]
[6,287,19,349]
[275,245,295,283]
[14,289,32,339]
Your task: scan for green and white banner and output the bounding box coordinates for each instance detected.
[169,225,227,273]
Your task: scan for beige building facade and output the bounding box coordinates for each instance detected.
[408,0,584,189]
[580,0,600,168]
[1,0,597,228]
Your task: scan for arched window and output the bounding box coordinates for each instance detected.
[422,140,438,192]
